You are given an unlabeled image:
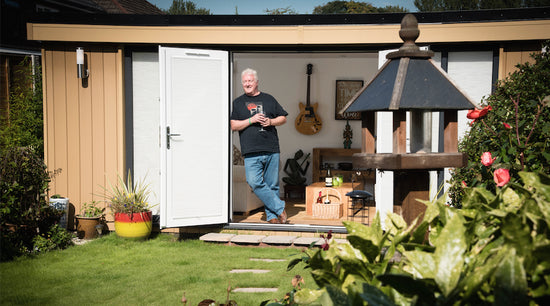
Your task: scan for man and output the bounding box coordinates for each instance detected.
[230,68,289,224]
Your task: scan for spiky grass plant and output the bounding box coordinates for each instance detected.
[101,172,155,215]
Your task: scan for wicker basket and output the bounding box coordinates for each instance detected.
[313,188,343,219]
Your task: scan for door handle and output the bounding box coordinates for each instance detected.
[166,126,181,149]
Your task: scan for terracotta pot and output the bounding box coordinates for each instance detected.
[76,216,100,239]
[114,211,153,239]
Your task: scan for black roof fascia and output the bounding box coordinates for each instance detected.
[28,7,550,26]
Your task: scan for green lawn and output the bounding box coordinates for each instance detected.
[0,233,314,305]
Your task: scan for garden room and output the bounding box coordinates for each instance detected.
[26,10,548,234]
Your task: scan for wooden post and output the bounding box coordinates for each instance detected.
[444,110,458,153]
[393,110,407,154]
[361,111,375,154]
[394,170,429,226]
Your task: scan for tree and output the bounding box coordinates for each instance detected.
[414,0,547,11]
[377,5,410,13]
[265,6,298,15]
[312,0,408,14]
[165,0,211,15]
[0,57,43,157]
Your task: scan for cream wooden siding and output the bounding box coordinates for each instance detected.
[43,46,124,224]
[499,44,541,80]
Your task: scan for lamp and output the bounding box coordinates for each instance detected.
[76,47,89,78]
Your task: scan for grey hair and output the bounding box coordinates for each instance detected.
[241,68,258,82]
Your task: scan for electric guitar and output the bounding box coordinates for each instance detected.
[295,64,322,135]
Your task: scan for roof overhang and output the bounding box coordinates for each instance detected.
[27,20,550,45]
[26,9,550,45]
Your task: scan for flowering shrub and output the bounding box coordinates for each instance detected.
[449,41,550,206]
[466,105,492,122]
[494,168,510,187]
[480,151,496,166]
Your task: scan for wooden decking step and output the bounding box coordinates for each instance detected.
[232,288,279,293]
[229,269,271,274]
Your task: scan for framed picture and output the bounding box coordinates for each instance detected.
[335,80,363,120]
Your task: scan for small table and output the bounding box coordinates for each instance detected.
[305,182,363,216]
[283,184,306,199]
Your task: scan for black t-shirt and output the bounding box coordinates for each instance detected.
[230,92,288,156]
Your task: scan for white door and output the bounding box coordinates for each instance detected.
[159,47,229,228]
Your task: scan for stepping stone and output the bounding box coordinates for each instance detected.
[262,235,297,245]
[199,233,235,243]
[232,288,278,293]
[250,258,286,262]
[293,237,323,246]
[230,234,266,244]
[229,269,271,274]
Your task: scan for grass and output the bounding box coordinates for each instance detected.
[0,233,315,305]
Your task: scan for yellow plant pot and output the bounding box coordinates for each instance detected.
[114,211,153,239]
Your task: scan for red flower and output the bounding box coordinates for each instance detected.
[481,152,496,167]
[467,105,492,121]
[494,168,510,187]
[503,122,512,129]
[320,230,333,251]
[461,181,467,188]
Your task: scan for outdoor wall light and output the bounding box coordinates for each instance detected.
[76,47,89,78]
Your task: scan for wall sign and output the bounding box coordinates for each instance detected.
[335,80,363,120]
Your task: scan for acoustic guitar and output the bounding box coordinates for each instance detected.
[295,64,322,135]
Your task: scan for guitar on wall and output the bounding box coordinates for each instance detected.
[295,63,322,135]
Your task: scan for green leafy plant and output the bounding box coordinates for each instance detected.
[100,172,156,215]
[0,146,62,261]
[0,57,44,157]
[32,224,75,254]
[287,171,550,304]
[78,201,105,218]
[449,40,550,206]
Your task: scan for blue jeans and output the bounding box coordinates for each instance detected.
[244,153,285,221]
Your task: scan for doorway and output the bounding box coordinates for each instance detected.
[131,49,380,228]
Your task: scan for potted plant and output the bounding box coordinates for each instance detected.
[49,194,70,229]
[75,201,105,239]
[102,173,155,239]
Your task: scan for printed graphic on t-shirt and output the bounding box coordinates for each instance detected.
[246,101,263,116]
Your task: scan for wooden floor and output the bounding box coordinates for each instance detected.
[232,198,374,227]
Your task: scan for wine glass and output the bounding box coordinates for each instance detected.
[257,105,265,132]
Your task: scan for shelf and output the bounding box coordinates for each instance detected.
[352,152,467,170]
[318,169,374,183]
[312,148,374,183]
